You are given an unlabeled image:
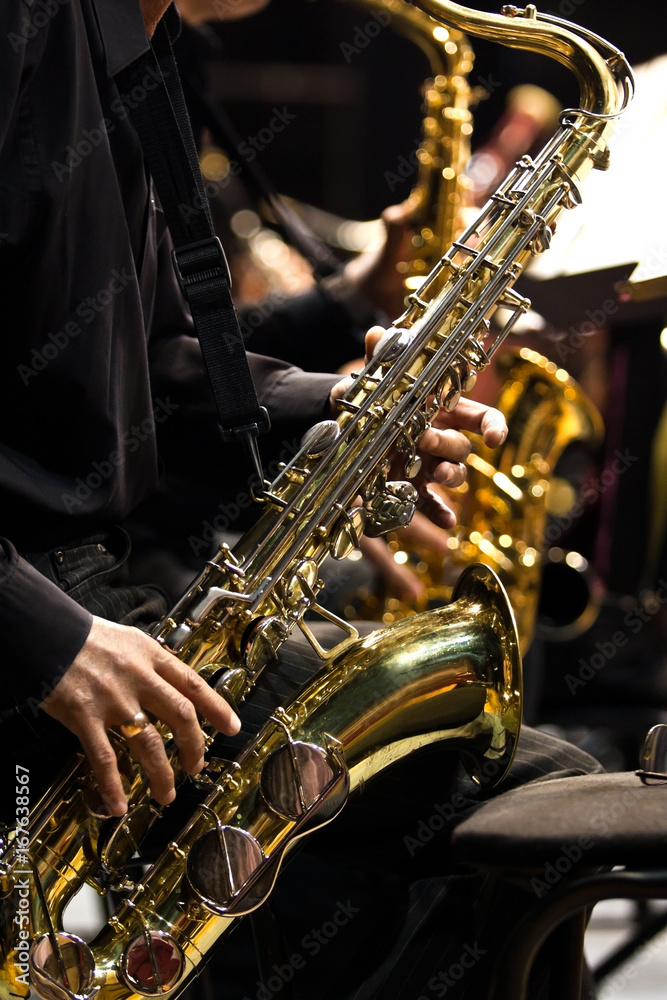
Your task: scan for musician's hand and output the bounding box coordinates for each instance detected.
[342,201,414,321]
[359,535,427,604]
[175,0,271,24]
[410,398,506,526]
[328,327,507,529]
[391,508,452,557]
[358,510,450,603]
[40,617,241,817]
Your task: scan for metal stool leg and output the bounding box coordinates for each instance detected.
[491,871,667,1000]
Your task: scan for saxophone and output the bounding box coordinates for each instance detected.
[351,0,477,288]
[447,347,605,651]
[0,5,632,998]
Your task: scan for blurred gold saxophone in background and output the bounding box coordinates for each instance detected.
[0,4,632,999]
[352,0,477,289]
[353,346,604,653]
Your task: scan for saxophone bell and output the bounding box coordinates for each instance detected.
[537,546,603,642]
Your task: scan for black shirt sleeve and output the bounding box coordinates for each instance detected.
[0,539,93,709]
[237,285,365,373]
[0,10,40,154]
[147,234,340,425]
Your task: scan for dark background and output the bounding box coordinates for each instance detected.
[196,0,667,219]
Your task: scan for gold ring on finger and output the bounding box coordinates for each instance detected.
[120,711,152,739]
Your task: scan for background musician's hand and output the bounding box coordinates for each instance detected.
[342,200,414,321]
[359,511,451,604]
[176,0,271,24]
[40,617,241,817]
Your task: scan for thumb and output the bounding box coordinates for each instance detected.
[380,199,414,253]
[364,324,388,363]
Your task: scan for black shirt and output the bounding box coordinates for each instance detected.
[0,0,340,704]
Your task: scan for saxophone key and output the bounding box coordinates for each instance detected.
[99,801,158,873]
[453,356,473,388]
[299,419,341,458]
[558,176,583,209]
[404,450,422,478]
[518,207,536,228]
[283,558,320,609]
[212,666,249,711]
[120,930,184,996]
[242,616,292,675]
[329,505,366,559]
[30,933,99,1000]
[363,481,419,536]
[459,332,489,375]
[439,367,462,411]
[370,326,415,365]
[530,221,553,253]
[260,740,348,824]
[460,364,478,392]
[187,825,266,915]
[157,621,194,652]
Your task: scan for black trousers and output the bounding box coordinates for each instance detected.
[2,532,603,999]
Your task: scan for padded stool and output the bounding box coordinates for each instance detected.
[450,770,667,999]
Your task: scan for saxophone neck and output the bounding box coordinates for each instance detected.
[372,0,474,78]
[406,1,633,120]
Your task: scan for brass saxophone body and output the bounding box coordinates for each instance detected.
[0,5,632,998]
[6,566,519,1000]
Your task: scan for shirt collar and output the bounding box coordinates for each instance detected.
[92,1,183,77]
[92,0,151,77]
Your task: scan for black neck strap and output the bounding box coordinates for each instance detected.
[119,21,269,487]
